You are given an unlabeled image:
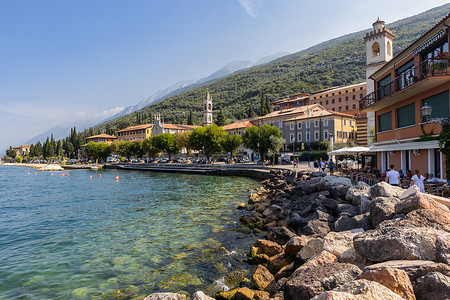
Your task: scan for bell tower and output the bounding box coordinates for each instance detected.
[203,90,213,126]
[365,18,394,145]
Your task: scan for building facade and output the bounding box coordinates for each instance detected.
[152,113,200,135]
[85,134,116,144]
[116,124,153,142]
[203,90,213,126]
[360,14,450,178]
[13,145,30,157]
[271,93,309,112]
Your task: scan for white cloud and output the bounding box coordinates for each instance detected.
[74,106,124,120]
[238,0,262,18]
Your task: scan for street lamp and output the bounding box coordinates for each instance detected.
[257,142,260,163]
[421,103,432,122]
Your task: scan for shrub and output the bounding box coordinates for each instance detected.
[15,156,23,163]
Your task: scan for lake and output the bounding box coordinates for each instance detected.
[0,166,258,299]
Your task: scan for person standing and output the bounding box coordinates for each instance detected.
[410,169,425,192]
[329,159,334,175]
[386,164,400,186]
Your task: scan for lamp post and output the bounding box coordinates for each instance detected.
[420,102,450,125]
[257,142,260,163]
[421,103,432,122]
[329,133,334,162]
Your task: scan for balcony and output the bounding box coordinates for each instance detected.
[360,58,450,111]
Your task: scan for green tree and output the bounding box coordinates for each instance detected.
[131,141,144,158]
[152,133,181,160]
[142,138,161,159]
[259,90,269,116]
[43,137,54,159]
[247,106,257,118]
[15,155,23,163]
[65,142,74,158]
[187,111,194,125]
[175,131,192,157]
[56,140,64,157]
[85,142,99,160]
[267,135,286,165]
[243,124,282,159]
[118,141,134,159]
[189,125,227,159]
[215,108,226,126]
[34,142,43,158]
[221,133,242,155]
[6,146,16,158]
[97,143,111,161]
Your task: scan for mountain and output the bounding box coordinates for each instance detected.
[93,3,450,132]
[197,60,254,84]
[255,52,291,65]
[25,121,96,145]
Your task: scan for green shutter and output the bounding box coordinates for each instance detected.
[396,59,414,75]
[422,90,449,122]
[397,103,415,128]
[378,111,392,132]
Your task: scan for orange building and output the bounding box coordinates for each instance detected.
[271,93,309,112]
[85,134,116,144]
[116,124,153,142]
[361,14,450,179]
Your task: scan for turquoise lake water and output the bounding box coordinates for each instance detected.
[0,166,258,299]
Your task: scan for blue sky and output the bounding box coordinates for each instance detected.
[1,0,449,152]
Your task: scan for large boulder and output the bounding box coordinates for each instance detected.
[294,238,324,268]
[394,193,450,215]
[311,291,357,299]
[368,182,403,199]
[369,196,401,228]
[337,204,359,217]
[292,250,338,274]
[144,293,186,300]
[358,267,416,300]
[345,182,370,204]
[192,291,215,300]
[353,225,447,262]
[285,235,310,256]
[267,227,297,245]
[285,171,297,185]
[323,230,366,264]
[319,175,352,190]
[284,262,362,300]
[399,185,420,200]
[364,260,450,282]
[414,272,450,300]
[251,264,276,292]
[268,253,293,274]
[401,209,450,232]
[234,287,255,300]
[254,239,283,257]
[334,215,358,232]
[325,279,404,300]
[253,291,270,300]
[303,219,331,236]
[437,234,450,265]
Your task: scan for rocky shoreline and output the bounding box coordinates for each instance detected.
[142,170,450,300]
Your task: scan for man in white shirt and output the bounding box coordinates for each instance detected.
[386,164,400,186]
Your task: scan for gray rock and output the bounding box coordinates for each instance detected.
[294,237,324,268]
[144,293,186,300]
[337,204,359,217]
[400,185,420,200]
[334,215,358,232]
[354,225,447,262]
[267,227,297,245]
[285,235,310,256]
[414,272,450,300]
[284,262,362,300]
[285,171,297,185]
[436,234,450,265]
[303,219,331,236]
[310,171,327,178]
[369,182,403,199]
[369,196,401,228]
[192,291,215,300]
[353,213,373,231]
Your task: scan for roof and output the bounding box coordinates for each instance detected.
[116,123,153,133]
[310,82,366,96]
[370,13,450,79]
[86,134,116,140]
[222,120,255,131]
[257,104,324,121]
[163,124,200,130]
[283,110,355,122]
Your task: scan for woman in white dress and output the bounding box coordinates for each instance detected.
[411,169,425,192]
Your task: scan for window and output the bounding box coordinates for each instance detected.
[345,96,348,101]
[306,121,310,128]
[298,122,302,129]
[339,107,342,112]
[422,38,449,60]
[338,98,342,102]
[353,89,355,92]
[306,132,310,141]
[396,59,415,90]
[326,100,329,105]
[378,74,392,100]
[349,120,353,126]
[290,124,294,130]
[360,93,363,99]
[290,134,294,141]
[397,103,415,128]
[315,131,319,140]
[320,101,322,105]
[352,104,356,109]
[314,120,319,127]
[279,121,283,128]
[332,99,335,104]
[332,108,335,111]
[339,91,341,95]
[324,119,329,126]
[343,119,346,125]
[372,42,380,57]
[422,90,450,122]
[352,95,356,100]
[345,105,349,110]
[298,132,302,142]
[378,111,392,132]
[343,132,348,139]
[324,130,329,139]
[337,131,342,138]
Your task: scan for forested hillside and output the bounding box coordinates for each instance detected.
[97,4,450,133]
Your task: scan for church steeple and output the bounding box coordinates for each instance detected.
[203,90,213,126]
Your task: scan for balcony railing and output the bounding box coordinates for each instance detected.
[360,58,450,110]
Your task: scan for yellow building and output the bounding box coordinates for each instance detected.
[116,124,153,142]
[13,145,30,157]
[85,134,116,144]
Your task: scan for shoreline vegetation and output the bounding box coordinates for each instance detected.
[3,163,450,299]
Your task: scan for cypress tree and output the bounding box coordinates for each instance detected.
[215,108,226,126]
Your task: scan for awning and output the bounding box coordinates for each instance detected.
[328,146,371,155]
[368,140,440,152]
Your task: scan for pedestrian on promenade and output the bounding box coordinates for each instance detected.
[314,159,319,170]
[329,159,334,175]
[320,158,325,172]
[411,169,425,192]
[293,158,298,170]
[386,164,400,186]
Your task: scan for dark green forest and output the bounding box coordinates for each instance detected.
[97,4,450,132]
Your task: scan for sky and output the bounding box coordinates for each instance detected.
[1,0,449,152]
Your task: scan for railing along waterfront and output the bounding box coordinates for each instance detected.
[360,58,450,110]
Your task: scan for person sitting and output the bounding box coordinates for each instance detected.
[406,170,413,179]
[399,169,405,180]
[426,173,438,183]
